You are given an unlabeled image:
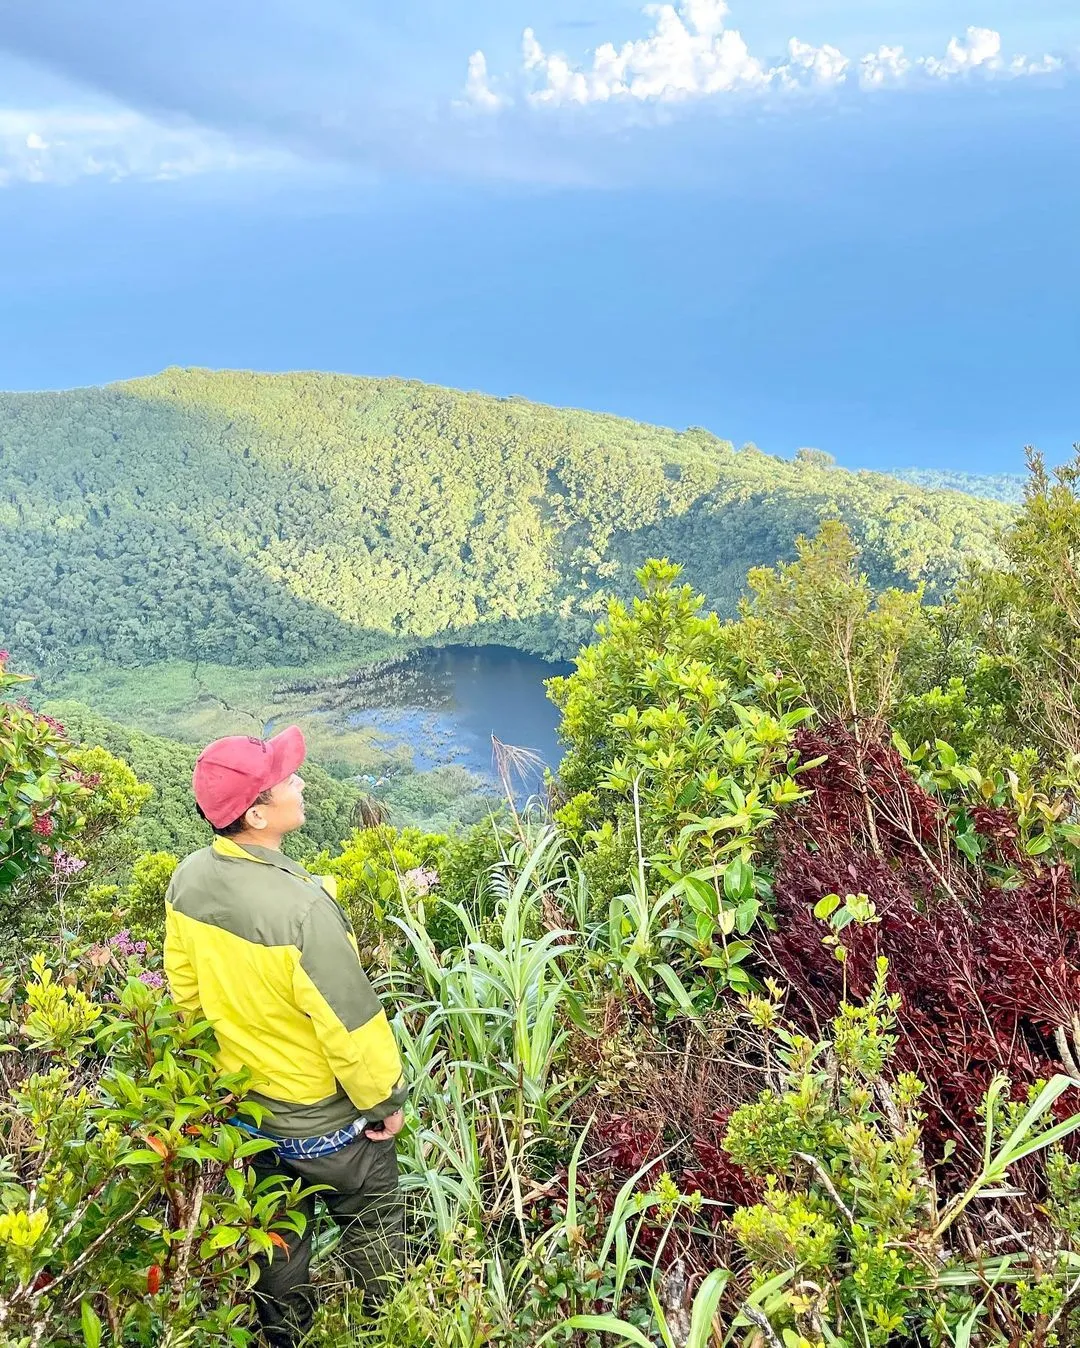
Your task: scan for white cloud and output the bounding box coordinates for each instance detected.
[779,38,850,89]
[464,2,1067,111]
[0,105,279,187]
[860,45,912,89]
[1011,52,1064,77]
[460,51,507,112]
[921,25,1002,78]
[520,3,767,106]
[522,28,546,73]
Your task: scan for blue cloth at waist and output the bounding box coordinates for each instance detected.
[231,1114,368,1160]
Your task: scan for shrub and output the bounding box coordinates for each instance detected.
[549,560,817,998]
[0,946,303,1346]
[721,965,1080,1347]
[319,824,448,949]
[766,721,1080,1172]
[71,851,180,943]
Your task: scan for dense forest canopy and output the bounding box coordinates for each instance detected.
[0,368,1010,672]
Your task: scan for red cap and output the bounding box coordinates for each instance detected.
[192,726,306,829]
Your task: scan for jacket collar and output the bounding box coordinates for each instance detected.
[211,837,338,899]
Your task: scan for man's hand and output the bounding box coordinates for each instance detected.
[364,1109,404,1142]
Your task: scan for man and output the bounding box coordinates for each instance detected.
[163,726,407,1346]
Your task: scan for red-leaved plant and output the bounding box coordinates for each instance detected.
[766,723,1080,1178]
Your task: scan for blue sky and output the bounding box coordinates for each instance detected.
[0,1,1077,474]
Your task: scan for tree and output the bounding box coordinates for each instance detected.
[793,446,835,468]
[733,520,931,730]
[970,446,1080,763]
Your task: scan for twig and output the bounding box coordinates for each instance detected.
[1054,1026,1080,1080]
[793,1151,856,1226]
[740,1306,784,1348]
[25,1190,150,1308]
[1045,1266,1080,1334]
[165,1171,207,1338]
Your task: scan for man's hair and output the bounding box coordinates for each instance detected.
[196,788,273,837]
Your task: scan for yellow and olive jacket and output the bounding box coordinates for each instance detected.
[163,838,407,1139]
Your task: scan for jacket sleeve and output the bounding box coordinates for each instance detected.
[163,899,203,1016]
[291,893,407,1121]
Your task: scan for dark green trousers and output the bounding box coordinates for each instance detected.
[251,1134,405,1346]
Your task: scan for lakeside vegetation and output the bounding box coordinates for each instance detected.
[2,441,1080,1346]
[35,656,416,776]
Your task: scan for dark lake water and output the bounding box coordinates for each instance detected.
[341,645,573,783]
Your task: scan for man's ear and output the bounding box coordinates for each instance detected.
[245,803,268,832]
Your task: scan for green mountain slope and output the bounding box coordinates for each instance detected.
[0,368,1010,671]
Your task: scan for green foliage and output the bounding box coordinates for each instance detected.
[0,369,1008,675]
[723,965,1080,1348]
[734,519,935,727]
[552,559,812,849]
[377,764,501,835]
[435,819,505,910]
[550,560,815,1000]
[962,447,1080,766]
[121,853,180,938]
[724,520,1033,783]
[0,657,88,893]
[0,947,302,1346]
[73,851,180,943]
[892,662,1019,765]
[321,824,447,947]
[6,427,1080,1348]
[889,729,1080,875]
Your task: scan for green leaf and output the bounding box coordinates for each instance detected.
[723,856,754,903]
[544,1317,654,1348]
[735,897,760,935]
[955,832,982,863]
[81,1301,103,1348]
[124,1149,168,1166]
[655,963,700,1021]
[686,1268,730,1348]
[703,941,753,969]
[813,893,841,921]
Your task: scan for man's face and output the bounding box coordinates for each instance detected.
[250,772,306,836]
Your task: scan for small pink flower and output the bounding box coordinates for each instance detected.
[53,851,87,877]
[109,929,147,958]
[32,815,54,838]
[0,650,8,666]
